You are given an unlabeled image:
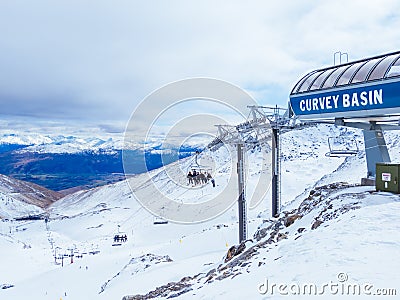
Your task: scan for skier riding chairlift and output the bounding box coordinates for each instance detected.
[186,151,213,186]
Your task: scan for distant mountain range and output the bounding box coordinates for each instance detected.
[0,132,203,191]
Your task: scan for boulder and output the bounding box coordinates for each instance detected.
[284,214,301,227]
[311,219,323,230]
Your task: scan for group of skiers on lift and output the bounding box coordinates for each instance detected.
[113,234,128,243]
[187,170,215,187]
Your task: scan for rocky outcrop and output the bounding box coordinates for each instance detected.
[122,275,196,300]
[100,254,172,294]
[311,219,323,230]
[284,214,301,227]
[0,174,63,208]
[122,182,367,300]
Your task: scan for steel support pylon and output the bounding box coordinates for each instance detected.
[237,143,247,243]
[363,127,390,177]
[271,128,280,217]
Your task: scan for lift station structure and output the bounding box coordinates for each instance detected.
[210,50,400,244]
[290,50,400,178]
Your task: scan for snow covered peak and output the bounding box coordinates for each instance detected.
[16,136,122,154]
[0,132,53,146]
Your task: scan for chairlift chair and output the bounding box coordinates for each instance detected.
[153,216,168,225]
[112,231,128,247]
[325,136,359,158]
[187,151,213,175]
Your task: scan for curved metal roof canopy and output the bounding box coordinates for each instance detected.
[291,50,400,95]
[289,50,400,121]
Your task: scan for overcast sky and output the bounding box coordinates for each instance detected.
[1,0,400,134]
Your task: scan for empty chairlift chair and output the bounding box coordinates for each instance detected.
[325,136,359,157]
[153,216,168,225]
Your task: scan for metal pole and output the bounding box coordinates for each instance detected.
[334,51,340,66]
[272,127,280,217]
[54,247,59,264]
[363,126,390,177]
[237,143,247,243]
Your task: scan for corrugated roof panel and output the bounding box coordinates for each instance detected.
[368,54,399,81]
[297,70,324,92]
[336,61,365,86]
[290,50,400,96]
[351,57,382,84]
[385,56,400,78]
[309,69,335,90]
[321,65,348,88]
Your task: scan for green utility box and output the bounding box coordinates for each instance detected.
[376,163,400,193]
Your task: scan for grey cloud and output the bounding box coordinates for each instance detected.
[0,0,400,128]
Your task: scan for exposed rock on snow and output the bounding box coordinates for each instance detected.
[122,275,196,300]
[100,254,173,294]
[283,213,301,227]
[224,242,248,263]
[0,174,62,208]
[0,283,14,290]
[0,173,62,219]
[122,182,384,299]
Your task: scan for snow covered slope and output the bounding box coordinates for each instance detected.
[1,124,399,300]
[135,183,399,299]
[0,174,62,219]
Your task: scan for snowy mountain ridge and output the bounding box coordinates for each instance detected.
[1,123,399,299]
[0,132,124,154]
[0,130,206,191]
[0,131,209,154]
[0,174,62,220]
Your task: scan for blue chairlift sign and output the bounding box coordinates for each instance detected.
[289,80,400,119]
